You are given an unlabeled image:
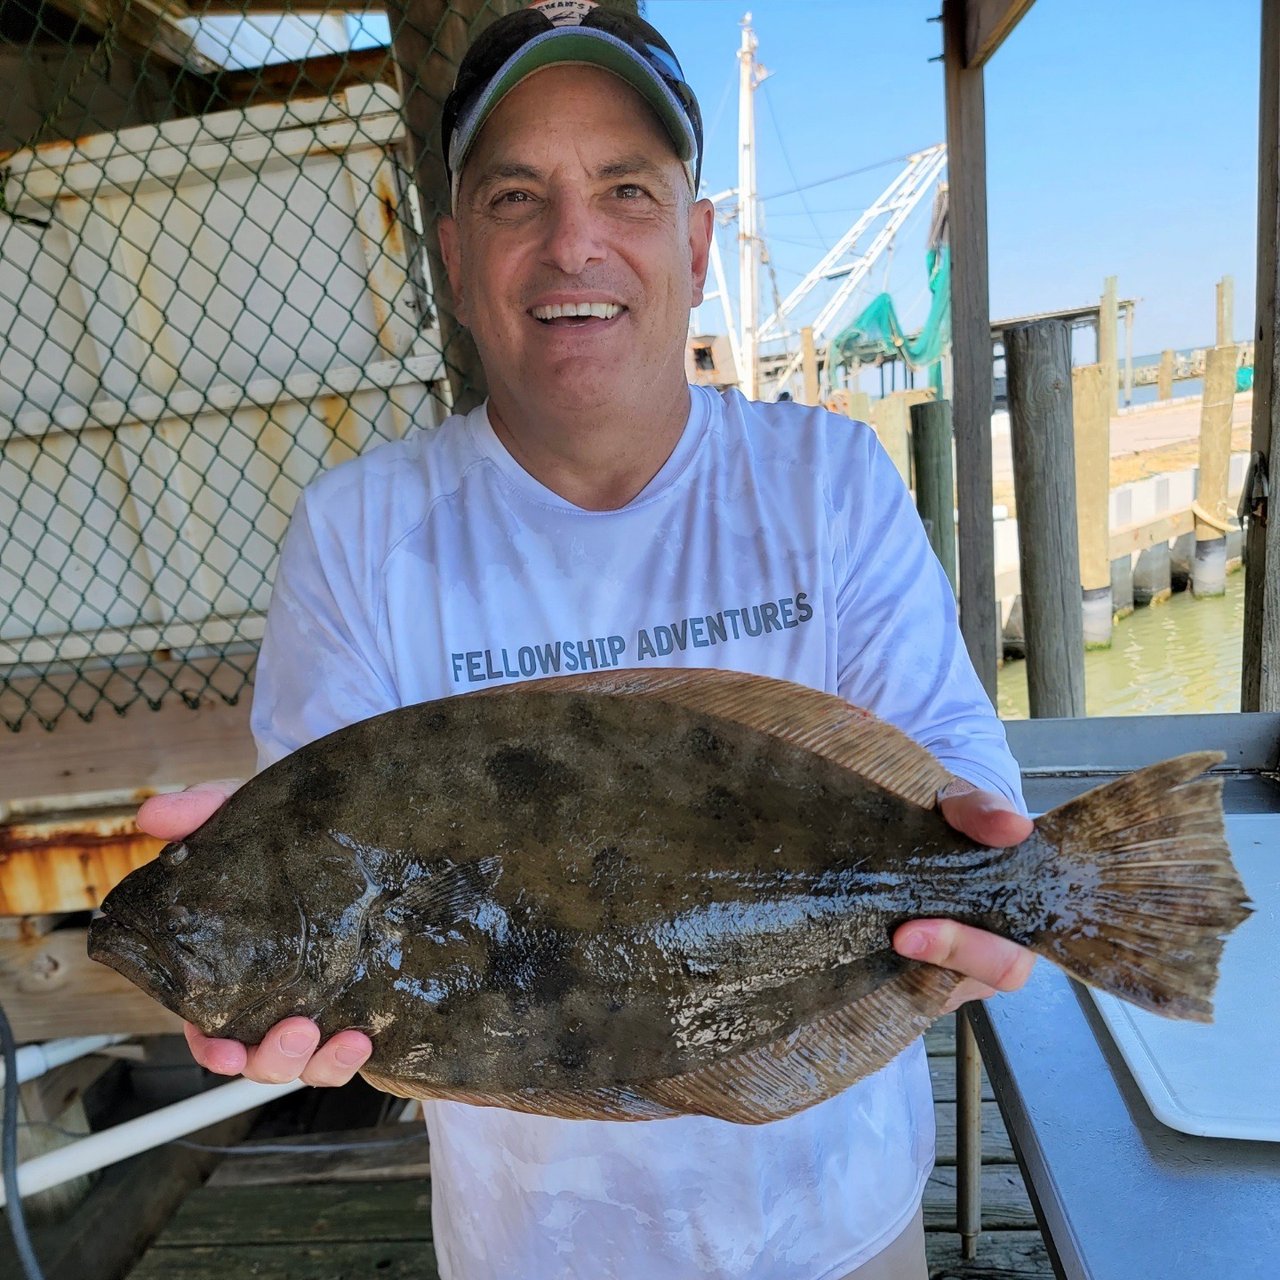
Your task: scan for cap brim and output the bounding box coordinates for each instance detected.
[449,27,698,194]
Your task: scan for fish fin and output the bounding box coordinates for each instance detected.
[1030,751,1252,1022]
[475,668,952,807]
[633,961,960,1124]
[377,855,503,925]
[357,1069,678,1121]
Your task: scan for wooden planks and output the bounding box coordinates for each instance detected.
[130,1240,439,1280]
[207,1126,430,1189]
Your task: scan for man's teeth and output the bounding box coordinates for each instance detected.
[532,302,622,321]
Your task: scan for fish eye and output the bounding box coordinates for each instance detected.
[162,843,189,866]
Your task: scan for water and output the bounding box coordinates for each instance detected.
[997,571,1246,720]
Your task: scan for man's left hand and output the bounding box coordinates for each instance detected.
[891,785,1037,1015]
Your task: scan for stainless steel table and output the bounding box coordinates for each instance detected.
[973,712,1280,1280]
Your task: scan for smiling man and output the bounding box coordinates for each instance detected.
[138,3,1035,1278]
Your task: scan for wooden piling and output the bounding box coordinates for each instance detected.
[1217,275,1235,347]
[1243,0,1280,710]
[1157,348,1175,400]
[1098,275,1118,414]
[1003,319,1086,717]
[1072,363,1113,645]
[1193,345,1238,596]
[801,327,820,405]
[911,400,958,594]
[385,0,525,413]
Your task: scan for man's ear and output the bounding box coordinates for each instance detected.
[438,214,468,326]
[688,197,714,308]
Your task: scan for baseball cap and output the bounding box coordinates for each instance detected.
[442,0,704,207]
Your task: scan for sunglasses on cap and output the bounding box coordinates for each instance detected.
[441,3,704,200]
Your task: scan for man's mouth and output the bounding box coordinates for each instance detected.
[530,302,625,326]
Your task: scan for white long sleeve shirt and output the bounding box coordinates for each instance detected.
[251,384,1023,1279]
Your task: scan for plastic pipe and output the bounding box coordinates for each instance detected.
[0,1035,130,1089]
[0,1076,305,1205]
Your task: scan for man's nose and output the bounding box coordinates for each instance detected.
[540,193,606,275]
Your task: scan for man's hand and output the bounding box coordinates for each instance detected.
[136,782,373,1086]
[891,784,1037,1015]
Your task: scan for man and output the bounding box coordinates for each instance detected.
[140,3,1035,1276]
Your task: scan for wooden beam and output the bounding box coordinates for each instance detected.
[207,46,397,111]
[38,0,219,75]
[1243,0,1280,710]
[964,0,1036,69]
[943,0,998,698]
[0,666,254,807]
[383,0,514,414]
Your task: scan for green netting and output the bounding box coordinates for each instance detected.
[0,1,638,732]
[827,245,951,390]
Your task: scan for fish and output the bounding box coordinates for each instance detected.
[88,668,1252,1124]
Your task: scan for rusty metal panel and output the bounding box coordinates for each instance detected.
[0,808,162,915]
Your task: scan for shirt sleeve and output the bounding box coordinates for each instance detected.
[250,488,399,771]
[832,423,1025,811]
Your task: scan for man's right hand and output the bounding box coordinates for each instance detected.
[136,782,373,1087]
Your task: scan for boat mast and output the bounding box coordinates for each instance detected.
[737,14,762,399]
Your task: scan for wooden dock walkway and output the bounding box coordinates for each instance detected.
[120,1014,1053,1280]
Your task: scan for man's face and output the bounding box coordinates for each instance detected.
[440,64,713,421]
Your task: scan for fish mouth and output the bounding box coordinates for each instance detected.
[88,914,187,1014]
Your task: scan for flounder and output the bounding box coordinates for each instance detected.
[89,669,1252,1123]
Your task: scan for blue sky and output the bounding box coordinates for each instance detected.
[646,0,1260,358]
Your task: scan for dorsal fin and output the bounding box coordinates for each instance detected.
[468,668,952,807]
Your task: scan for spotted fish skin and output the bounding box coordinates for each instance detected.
[88,669,1251,1122]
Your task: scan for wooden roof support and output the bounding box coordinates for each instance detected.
[39,0,219,75]
[943,0,998,698]
[1243,0,1280,710]
[964,0,1036,69]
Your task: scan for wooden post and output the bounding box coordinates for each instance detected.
[801,326,820,405]
[846,390,873,423]
[1123,300,1135,407]
[911,400,958,594]
[1072,363,1112,645]
[870,393,914,485]
[1193,345,1238,596]
[1098,275,1118,415]
[385,0,520,414]
[1217,275,1235,347]
[1003,319,1087,717]
[1158,348,1175,400]
[944,3,994,1258]
[944,0,998,703]
[1244,0,1280,710]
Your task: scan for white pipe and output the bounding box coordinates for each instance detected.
[0,1035,130,1089]
[737,14,760,400]
[0,1077,306,1205]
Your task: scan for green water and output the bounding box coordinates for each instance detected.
[996,570,1246,720]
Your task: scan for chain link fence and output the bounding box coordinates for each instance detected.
[0,1,639,733]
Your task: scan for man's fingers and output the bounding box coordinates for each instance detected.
[241,1017,323,1085]
[137,780,243,841]
[300,1031,375,1088]
[938,787,1034,849]
[183,1018,372,1088]
[184,1021,248,1076]
[893,919,1036,995]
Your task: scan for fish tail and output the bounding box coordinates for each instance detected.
[1026,751,1251,1022]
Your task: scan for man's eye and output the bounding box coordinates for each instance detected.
[615,184,647,199]
[493,190,531,206]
